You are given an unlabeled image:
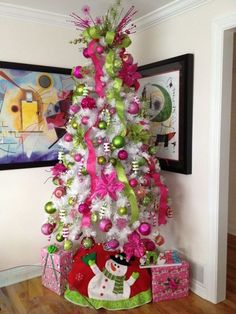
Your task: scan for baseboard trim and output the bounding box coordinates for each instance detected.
[190,279,207,300]
[0,265,42,288]
[228,223,236,236]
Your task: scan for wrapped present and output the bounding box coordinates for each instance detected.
[151,260,189,302]
[41,245,73,295]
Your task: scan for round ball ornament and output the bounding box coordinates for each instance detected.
[44,201,56,214]
[64,133,73,142]
[136,186,146,199]
[142,238,156,251]
[81,116,89,125]
[70,104,80,113]
[53,186,66,198]
[98,120,107,130]
[99,218,112,232]
[91,212,98,223]
[112,135,125,149]
[155,234,165,246]
[81,237,95,249]
[128,102,140,115]
[96,45,104,54]
[118,149,128,160]
[41,223,54,236]
[106,239,119,250]
[73,66,83,79]
[148,146,158,155]
[142,196,151,206]
[64,239,73,251]
[138,222,151,236]
[71,121,78,129]
[74,153,82,162]
[129,178,138,188]
[117,207,128,216]
[81,167,88,175]
[83,48,90,58]
[56,233,64,242]
[52,176,63,186]
[78,203,90,214]
[97,156,106,165]
[75,84,85,96]
[109,157,117,166]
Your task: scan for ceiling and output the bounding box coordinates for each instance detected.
[0,0,175,19]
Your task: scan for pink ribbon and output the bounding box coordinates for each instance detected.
[87,40,105,97]
[148,158,168,225]
[81,212,91,228]
[84,127,97,194]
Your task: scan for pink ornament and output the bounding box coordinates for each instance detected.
[97,137,103,144]
[129,178,138,187]
[142,174,151,187]
[106,239,119,250]
[83,48,90,58]
[53,186,66,198]
[128,101,140,114]
[73,66,83,79]
[96,45,104,54]
[81,116,89,125]
[81,96,96,109]
[109,107,116,115]
[99,218,112,232]
[142,238,156,251]
[64,133,73,142]
[70,104,80,113]
[122,53,133,65]
[118,149,128,160]
[138,222,151,236]
[74,153,82,162]
[41,223,54,235]
[78,203,90,214]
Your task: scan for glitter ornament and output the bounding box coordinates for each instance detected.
[82,237,95,249]
[78,203,90,214]
[148,146,158,155]
[142,196,151,206]
[44,201,56,214]
[99,218,112,232]
[142,238,156,251]
[138,222,151,236]
[75,84,85,96]
[73,66,83,79]
[118,149,128,160]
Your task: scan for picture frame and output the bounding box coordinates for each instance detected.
[138,54,193,174]
[0,61,74,170]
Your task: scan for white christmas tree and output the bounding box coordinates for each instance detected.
[41,1,172,261]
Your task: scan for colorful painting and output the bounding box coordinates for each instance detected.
[138,54,193,174]
[0,62,74,170]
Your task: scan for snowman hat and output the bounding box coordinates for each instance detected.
[110,253,131,266]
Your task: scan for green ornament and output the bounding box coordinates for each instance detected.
[149,146,158,155]
[118,207,128,216]
[64,239,73,251]
[53,177,61,185]
[138,158,146,166]
[112,135,125,149]
[66,178,74,187]
[81,167,88,175]
[44,201,56,214]
[71,121,78,129]
[91,212,98,223]
[68,197,75,206]
[142,196,151,206]
[75,84,85,96]
[82,237,94,249]
[97,156,106,165]
[109,157,117,166]
[56,233,64,242]
[98,121,107,130]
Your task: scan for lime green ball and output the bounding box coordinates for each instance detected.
[81,167,88,175]
[56,233,64,242]
[98,121,107,130]
[118,207,128,216]
[148,146,158,155]
[68,197,75,206]
[97,156,106,165]
[112,135,125,149]
[142,196,151,206]
[71,121,78,129]
[75,84,85,96]
[44,201,56,214]
[64,239,73,251]
[138,158,146,166]
[82,237,94,249]
[91,212,98,223]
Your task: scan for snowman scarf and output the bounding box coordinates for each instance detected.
[103,268,125,294]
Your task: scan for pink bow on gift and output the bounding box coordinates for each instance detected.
[92,171,124,201]
[123,231,145,261]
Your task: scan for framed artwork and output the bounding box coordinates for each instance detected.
[138,54,193,174]
[0,61,74,170]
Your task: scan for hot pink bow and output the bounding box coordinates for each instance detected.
[123,231,145,261]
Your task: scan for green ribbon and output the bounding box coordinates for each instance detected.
[47,245,58,254]
[83,27,101,40]
[121,36,132,48]
[105,31,115,45]
[115,161,139,223]
[105,50,116,77]
[107,78,126,137]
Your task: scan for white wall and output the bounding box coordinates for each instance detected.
[128,0,236,297]
[228,34,236,236]
[0,18,80,270]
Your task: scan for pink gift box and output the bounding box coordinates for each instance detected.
[41,246,73,295]
[151,261,189,302]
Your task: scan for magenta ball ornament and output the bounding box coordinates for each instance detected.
[118,149,128,160]
[106,239,119,250]
[81,116,89,125]
[83,48,90,58]
[128,102,140,114]
[53,186,66,198]
[70,104,80,113]
[73,66,83,79]
[138,222,152,236]
[142,238,156,251]
[109,107,116,115]
[78,203,90,214]
[129,178,138,187]
[99,218,112,232]
[64,133,73,142]
[96,45,104,54]
[41,223,54,236]
[74,153,82,162]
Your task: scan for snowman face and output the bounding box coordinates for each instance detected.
[105,259,127,276]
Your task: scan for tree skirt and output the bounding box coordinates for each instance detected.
[65,244,152,310]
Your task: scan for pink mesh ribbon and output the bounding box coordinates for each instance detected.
[84,127,97,194]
